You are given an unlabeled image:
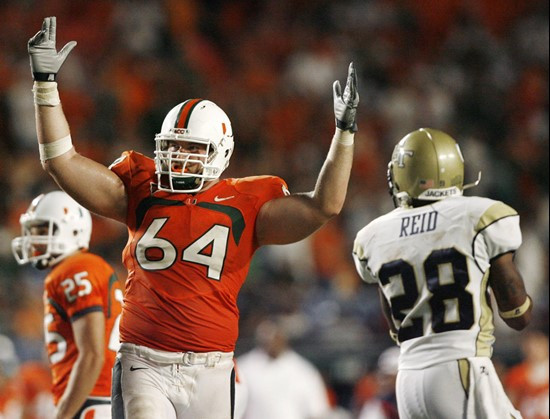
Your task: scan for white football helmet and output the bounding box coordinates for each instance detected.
[11,191,92,269]
[154,99,234,193]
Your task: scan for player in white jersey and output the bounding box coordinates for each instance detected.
[353,128,532,419]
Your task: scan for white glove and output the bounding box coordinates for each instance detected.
[28,16,76,81]
[333,62,359,133]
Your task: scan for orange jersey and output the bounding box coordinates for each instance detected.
[44,252,122,404]
[505,363,549,419]
[0,380,20,418]
[110,151,288,352]
[7,361,55,418]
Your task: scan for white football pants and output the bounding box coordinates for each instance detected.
[396,357,522,419]
[112,343,235,419]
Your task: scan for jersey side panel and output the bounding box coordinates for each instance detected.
[473,201,521,357]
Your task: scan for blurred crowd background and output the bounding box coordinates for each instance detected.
[0,0,548,417]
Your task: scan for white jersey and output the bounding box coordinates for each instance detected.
[353,196,521,369]
[237,348,330,419]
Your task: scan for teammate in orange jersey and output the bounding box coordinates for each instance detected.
[7,360,56,419]
[12,191,123,419]
[505,329,549,419]
[28,16,359,418]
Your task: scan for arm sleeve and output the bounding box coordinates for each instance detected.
[235,176,290,239]
[478,202,522,259]
[109,151,132,190]
[353,234,378,284]
[244,176,289,212]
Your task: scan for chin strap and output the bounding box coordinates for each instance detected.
[33,258,52,271]
[172,176,201,191]
[387,163,413,208]
[394,192,413,208]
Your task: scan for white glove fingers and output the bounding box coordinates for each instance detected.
[59,41,77,61]
[43,17,51,43]
[333,63,359,133]
[344,80,351,102]
[348,61,355,79]
[345,62,359,104]
[28,30,44,47]
[49,16,57,45]
[333,80,342,100]
[350,63,357,95]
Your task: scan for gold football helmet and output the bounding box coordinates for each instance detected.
[387,128,480,208]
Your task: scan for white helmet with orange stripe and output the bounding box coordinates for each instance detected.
[11,191,92,269]
[154,99,235,193]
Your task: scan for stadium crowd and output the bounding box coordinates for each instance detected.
[0,0,547,417]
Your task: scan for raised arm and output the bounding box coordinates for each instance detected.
[255,63,359,245]
[29,17,127,223]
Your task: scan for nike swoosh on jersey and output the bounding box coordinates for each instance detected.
[214,195,235,202]
[129,366,148,371]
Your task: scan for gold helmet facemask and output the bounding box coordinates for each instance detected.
[387,128,481,208]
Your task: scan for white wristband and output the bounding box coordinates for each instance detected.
[39,135,73,163]
[499,296,532,319]
[333,129,354,146]
[33,81,60,106]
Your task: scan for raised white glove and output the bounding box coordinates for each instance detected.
[28,16,76,81]
[333,62,359,133]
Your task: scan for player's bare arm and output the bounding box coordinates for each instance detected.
[55,311,106,419]
[489,252,532,331]
[29,17,127,223]
[256,63,359,246]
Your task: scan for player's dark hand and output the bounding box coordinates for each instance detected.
[28,16,76,81]
[333,62,359,133]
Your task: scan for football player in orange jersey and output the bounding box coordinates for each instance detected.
[28,17,359,418]
[12,191,123,419]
